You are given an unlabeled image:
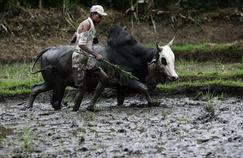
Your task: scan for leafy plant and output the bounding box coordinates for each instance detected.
[161,110,171,119]
[205,93,215,116]
[21,128,32,151]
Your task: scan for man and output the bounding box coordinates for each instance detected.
[71,5,108,111]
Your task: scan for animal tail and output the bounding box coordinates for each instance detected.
[31,65,53,74]
[31,47,52,74]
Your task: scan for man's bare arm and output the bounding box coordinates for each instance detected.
[70,34,77,44]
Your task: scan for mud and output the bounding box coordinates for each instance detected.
[0,94,243,157]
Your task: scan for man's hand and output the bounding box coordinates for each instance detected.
[95,53,103,60]
[93,37,99,44]
[70,34,77,44]
[79,45,102,60]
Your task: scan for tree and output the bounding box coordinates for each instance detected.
[38,0,42,9]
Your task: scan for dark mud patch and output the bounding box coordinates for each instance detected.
[169,85,243,97]
[1,95,243,157]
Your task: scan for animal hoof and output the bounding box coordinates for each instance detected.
[73,106,79,112]
[87,105,98,112]
[21,104,33,111]
[52,104,62,110]
[148,101,160,107]
[54,107,62,110]
[51,101,63,110]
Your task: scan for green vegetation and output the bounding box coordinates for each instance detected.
[158,80,243,92]
[21,128,32,150]
[161,110,172,119]
[205,93,216,115]
[0,63,41,95]
[177,61,243,79]
[0,43,243,97]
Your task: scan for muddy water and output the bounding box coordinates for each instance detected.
[0,94,243,158]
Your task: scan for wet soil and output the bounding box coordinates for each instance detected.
[1,8,243,158]
[1,94,243,157]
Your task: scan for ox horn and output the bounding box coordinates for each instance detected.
[156,42,162,51]
[168,36,175,46]
[122,26,127,30]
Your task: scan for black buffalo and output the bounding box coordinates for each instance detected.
[28,25,178,111]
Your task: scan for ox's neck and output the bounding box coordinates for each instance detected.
[148,63,161,79]
[133,43,157,63]
[146,62,166,90]
[145,47,158,63]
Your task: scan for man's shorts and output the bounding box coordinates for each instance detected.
[72,50,96,70]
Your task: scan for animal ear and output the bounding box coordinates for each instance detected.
[155,42,161,62]
[156,42,162,51]
[122,26,127,30]
[168,36,175,46]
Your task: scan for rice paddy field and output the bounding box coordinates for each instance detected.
[1,42,243,157]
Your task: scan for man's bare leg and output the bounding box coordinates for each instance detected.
[87,68,108,111]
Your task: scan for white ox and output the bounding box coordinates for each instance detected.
[146,38,178,89]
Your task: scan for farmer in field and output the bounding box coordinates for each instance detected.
[70,5,108,87]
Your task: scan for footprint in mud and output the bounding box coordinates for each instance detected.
[0,125,13,141]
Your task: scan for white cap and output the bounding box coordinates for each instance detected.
[90,5,108,16]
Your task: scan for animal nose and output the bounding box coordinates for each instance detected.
[170,76,178,81]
